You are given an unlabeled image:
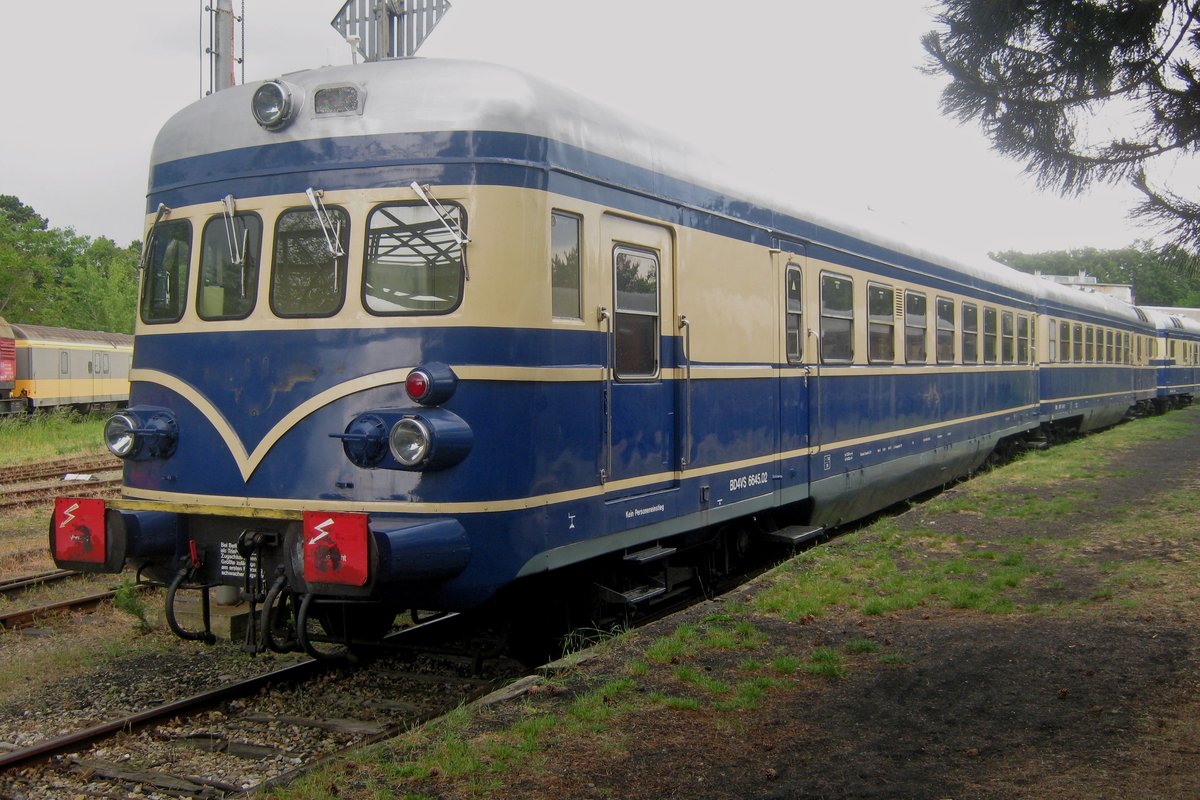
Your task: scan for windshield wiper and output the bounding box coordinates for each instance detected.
[411,181,470,279]
[306,188,345,258]
[139,203,172,271]
[221,195,251,298]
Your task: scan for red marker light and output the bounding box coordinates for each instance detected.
[405,369,430,402]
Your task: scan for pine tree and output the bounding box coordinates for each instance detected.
[924,0,1200,258]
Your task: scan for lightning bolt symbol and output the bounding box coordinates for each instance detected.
[59,502,80,529]
[308,517,335,547]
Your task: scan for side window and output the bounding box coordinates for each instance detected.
[820,273,854,364]
[1105,330,1114,363]
[1124,332,1131,365]
[1073,324,1083,362]
[363,202,464,315]
[551,211,582,320]
[613,246,659,379]
[868,283,895,364]
[198,213,262,320]
[1085,326,1095,363]
[101,353,110,374]
[140,219,192,324]
[962,303,978,365]
[1059,321,1071,362]
[1001,311,1015,364]
[983,307,998,364]
[1048,318,1058,363]
[785,265,803,364]
[936,297,955,364]
[272,206,350,318]
[1017,315,1030,364]
[59,351,69,375]
[905,291,927,364]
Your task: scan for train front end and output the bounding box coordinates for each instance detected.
[49,60,564,655]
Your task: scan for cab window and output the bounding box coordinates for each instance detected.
[363,202,464,315]
[140,219,192,324]
[272,206,350,318]
[198,213,262,320]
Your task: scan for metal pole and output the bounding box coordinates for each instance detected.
[214,0,236,91]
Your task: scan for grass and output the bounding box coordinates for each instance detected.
[0,408,107,465]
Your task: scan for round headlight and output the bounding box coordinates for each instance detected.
[389,418,431,467]
[105,413,138,458]
[251,81,295,130]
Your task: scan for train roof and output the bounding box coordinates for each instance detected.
[150,59,1137,323]
[9,323,133,349]
[1141,307,1200,335]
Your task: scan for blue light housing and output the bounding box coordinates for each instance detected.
[334,413,389,468]
[333,408,472,471]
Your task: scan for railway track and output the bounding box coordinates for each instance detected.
[0,568,78,596]
[0,473,121,511]
[0,453,122,512]
[0,454,120,486]
[0,614,525,798]
[0,568,149,629]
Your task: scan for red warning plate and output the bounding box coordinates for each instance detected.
[53,498,106,564]
[302,511,369,586]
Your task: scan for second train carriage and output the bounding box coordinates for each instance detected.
[10,323,133,412]
[0,318,133,414]
[46,58,1188,653]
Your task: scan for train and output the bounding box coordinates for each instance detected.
[48,57,1199,659]
[0,318,133,415]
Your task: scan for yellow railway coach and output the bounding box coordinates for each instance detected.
[9,323,133,412]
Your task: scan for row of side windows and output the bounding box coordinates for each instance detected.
[1046,320,1144,365]
[798,270,1033,366]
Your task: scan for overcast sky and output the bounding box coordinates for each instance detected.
[0,1,1155,260]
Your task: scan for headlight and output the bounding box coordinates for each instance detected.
[103,407,179,460]
[332,408,471,471]
[389,418,431,466]
[104,414,138,458]
[251,80,297,130]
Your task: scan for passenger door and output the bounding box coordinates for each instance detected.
[599,214,679,495]
[776,247,811,497]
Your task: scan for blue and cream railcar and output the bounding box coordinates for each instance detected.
[1034,283,1156,431]
[46,58,1157,652]
[1144,309,1200,409]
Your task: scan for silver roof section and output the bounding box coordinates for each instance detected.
[1142,307,1200,334]
[148,59,1140,316]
